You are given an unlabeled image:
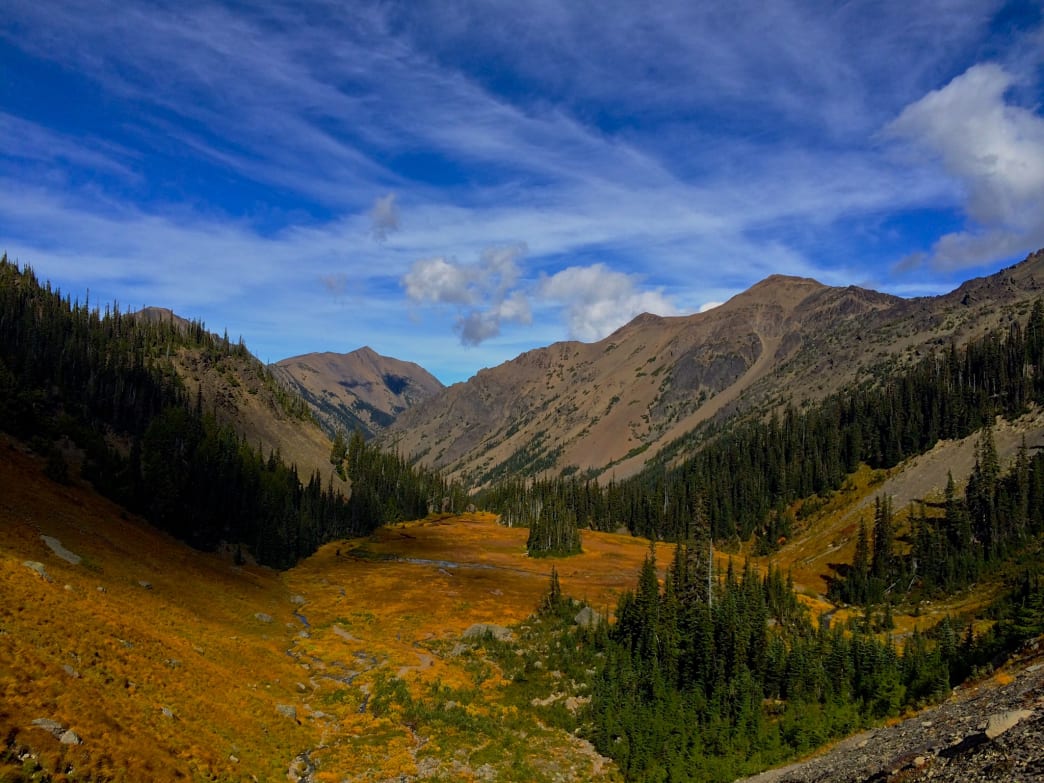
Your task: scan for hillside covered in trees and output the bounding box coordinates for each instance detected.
[5,249,1044,783]
[483,300,1044,548]
[476,298,1044,780]
[0,256,462,568]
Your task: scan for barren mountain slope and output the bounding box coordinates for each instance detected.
[387,250,1044,487]
[174,348,346,489]
[130,307,345,489]
[272,346,444,439]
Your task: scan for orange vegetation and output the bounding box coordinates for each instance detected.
[2,432,997,782]
[1,438,656,782]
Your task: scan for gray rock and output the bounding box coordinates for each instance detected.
[41,535,81,565]
[276,703,297,721]
[161,707,175,719]
[290,594,306,605]
[31,718,64,738]
[254,612,273,623]
[59,730,81,745]
[62,664,79,678]
[287,751,315,782]
[984,709,1034,739]
[462,623,514,642]
[574,606,603,628]
[23,561,49,580]
[138,580,152,590]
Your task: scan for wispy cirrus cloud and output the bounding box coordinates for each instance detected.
[2,0,1042,381]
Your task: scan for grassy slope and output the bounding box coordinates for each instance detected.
[4,406,1031,782]
[0,437,308,782]
[1,437,669,782]
[752,410,1044,637]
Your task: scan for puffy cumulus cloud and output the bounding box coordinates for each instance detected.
[455,310,501,346]
[370,193,400,241]
[403,243,531,345]
[698,300,724,313]
[455,291,533,345]
[403,255,476,304]
[887,63,1044,270]
[539,263,678,341]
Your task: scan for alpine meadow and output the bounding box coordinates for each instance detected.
[4,3,1044,782]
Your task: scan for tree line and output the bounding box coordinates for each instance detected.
[483,302,1044,553]
[0,256,456,568]
[586,541,1044,782]
[832,425,1044,605]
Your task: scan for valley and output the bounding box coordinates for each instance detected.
[4,252,1044,782]
[4,407,1040,781]
[1,437,655,782]
[8,8,1044,782]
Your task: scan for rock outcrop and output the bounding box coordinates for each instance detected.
[739,643,1044,783]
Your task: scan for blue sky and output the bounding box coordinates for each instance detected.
[3,1,1044,384]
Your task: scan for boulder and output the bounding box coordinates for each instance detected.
[984,709,1034,740]
[59,730,82,745]
[40,535,82,565]
[574,606,603,628]
[462,623,513,642]
[23,561,49,580]
[31,718,64,738]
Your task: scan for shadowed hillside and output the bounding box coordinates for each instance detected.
[272,347,443,440]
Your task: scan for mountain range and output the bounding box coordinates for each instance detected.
[375,250,1044,487]
[4,250,1044,783]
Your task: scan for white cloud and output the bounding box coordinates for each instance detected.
[4,0,1041,381]
[403,256,476,305]
[698,301,724,313]
[539,263,678,341]
[887,63,1044,269]
[455,310,501,346]
[370,193,400,241]
[402,244,531,345]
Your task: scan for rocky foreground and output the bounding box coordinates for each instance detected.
[741,639,1044,783]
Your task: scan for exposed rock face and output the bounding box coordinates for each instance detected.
[387,250,1044,486]
[273,346,443,439]
[738,643,1044,783]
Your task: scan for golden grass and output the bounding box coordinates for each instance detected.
[5,429,1009,782]
[0,441,646,782]
[1,439,316,782]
